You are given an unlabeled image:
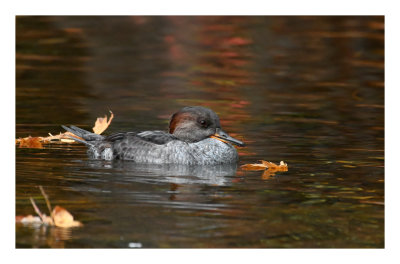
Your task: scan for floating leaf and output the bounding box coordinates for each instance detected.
[241,160,288,171]
[93,110,114,134]
[240,163,268,171]
[52,206,82,228]
[18,136,43,148]
[262,160,288,171]
[241,160,288,179]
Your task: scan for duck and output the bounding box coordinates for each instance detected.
[62,106,245,165]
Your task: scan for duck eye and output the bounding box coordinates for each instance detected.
[199,120,208,127]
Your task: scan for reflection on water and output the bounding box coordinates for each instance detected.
[16,223,73,248]
[16,16,384,248]
[100,161,238,185]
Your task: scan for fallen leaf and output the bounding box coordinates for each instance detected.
[18,136,43,148]
[240,163,268,171]
[241,160,288,171]
[93,111,114,134]
[52,206,83,228]
[261,160,288,171]
[262,170,274,180]
[241,160,288,179]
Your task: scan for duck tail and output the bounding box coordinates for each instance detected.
[62,125,104,147]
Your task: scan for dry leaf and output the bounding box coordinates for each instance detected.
[16,132,83,148]
[240,163,268,171]
[261,170,274,180]
[261,160,288,171]
[93,111,114,134]
[18,136,43,148]
[241,160,288,179]
[241,160,288,171]
[52,206,82,228]
[262,162,288,179]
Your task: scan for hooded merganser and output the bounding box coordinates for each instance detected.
[62,106,245,165]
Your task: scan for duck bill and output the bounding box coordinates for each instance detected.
[210,128,245,147]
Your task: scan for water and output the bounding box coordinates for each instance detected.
[16,16,384,248]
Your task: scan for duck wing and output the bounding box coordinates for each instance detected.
[136,131,177,145]
[105,130,177,145]
[108,131,178,161]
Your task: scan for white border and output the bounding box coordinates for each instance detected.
[3,0,398,263]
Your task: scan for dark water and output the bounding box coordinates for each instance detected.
[16,16,384,248]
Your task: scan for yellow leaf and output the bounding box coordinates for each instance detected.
[93,111,114,134]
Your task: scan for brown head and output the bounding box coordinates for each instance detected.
[169,106,245,146]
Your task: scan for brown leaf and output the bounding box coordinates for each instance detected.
[16,132,83,147]
[52,206,82,228]
[262,162,288,179]
[261,160,288,171]
[262,170,274,180]
[18,136,43,148]
[240,163,268,171]
[241,160,288,179]
[241,160,288,171]
[93,111,114,134]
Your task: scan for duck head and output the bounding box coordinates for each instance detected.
[169,106,245,147]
